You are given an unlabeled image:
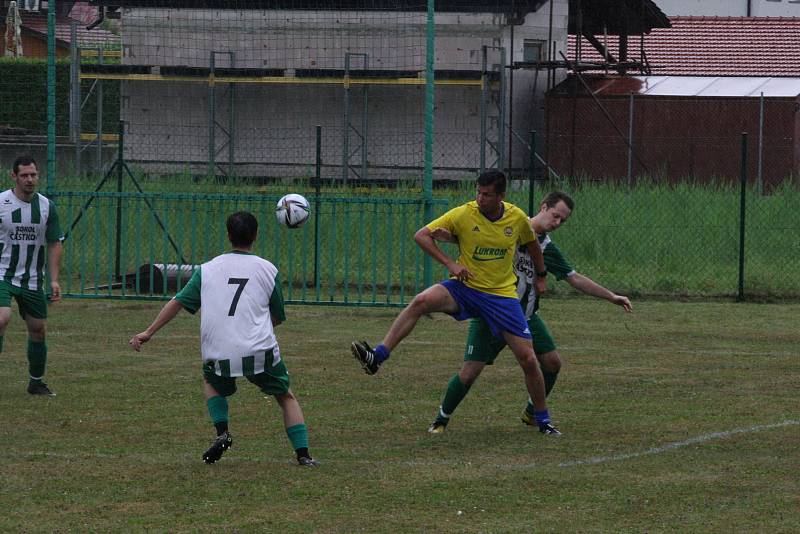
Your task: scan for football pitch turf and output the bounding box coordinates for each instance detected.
[2,298,798,532]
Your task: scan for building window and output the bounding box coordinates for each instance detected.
[523,40,545,63]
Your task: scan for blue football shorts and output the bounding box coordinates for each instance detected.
[439,279,531,340]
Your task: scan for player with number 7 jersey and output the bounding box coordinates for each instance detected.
[128,211,318,467]
[175,252,285,377]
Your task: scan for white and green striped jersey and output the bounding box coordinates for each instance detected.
[0,190,64,291]
[174,251,286,377]
[514,234,575,319]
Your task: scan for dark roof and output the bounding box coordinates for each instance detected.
[569,16,800,77]
[570,0,670,36]
[89,0,550,16]
[88,0,668,31]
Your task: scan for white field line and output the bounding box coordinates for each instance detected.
[10,420,798,467]
[557,419,800,468]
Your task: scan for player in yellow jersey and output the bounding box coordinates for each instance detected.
[351,170,561,434]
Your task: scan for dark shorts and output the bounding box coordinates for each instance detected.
[464,313,557,365]
[0,281,48,319]
[440,279,531,339]
[202,359,291,398]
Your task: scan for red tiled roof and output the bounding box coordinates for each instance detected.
[17,11,118,47]
[567,16,800,77]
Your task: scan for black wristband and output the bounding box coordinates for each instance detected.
[536,270,547,278]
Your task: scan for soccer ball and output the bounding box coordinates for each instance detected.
[275,193,310,228]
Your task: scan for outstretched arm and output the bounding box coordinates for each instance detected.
[129,298,184,351]
[415,226,472,282]
[566,273,632,312]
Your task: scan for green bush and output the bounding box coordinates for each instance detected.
[0,57,119,136]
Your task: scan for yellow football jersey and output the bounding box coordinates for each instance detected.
[426,201,535,298]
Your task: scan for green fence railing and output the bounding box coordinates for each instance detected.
[52,191,448,306]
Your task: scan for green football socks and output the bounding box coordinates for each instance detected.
[438,374,471,422]
[286,423,309,451]
[27,340,47,383]
[206,395,229,435]
[543,370,559,396]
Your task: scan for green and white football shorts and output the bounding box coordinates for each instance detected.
[0,280,48,319]
[202,349,291,397]
[464,313,556,365]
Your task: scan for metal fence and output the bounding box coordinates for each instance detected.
[53,188,448,305]
[2,1,799,302]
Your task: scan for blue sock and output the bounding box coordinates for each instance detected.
[533,410,551,426]
[374,344,390,364]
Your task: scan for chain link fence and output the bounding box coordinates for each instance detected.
[1,1,798,301]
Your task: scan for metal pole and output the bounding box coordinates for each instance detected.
[70,22,80,174]
[229,52,236,179]
[528,131,536,216]
[342,53,351,184]
[97,47,104,172]
[737,132,748,302]
[480,46,488,174]
[507,25,514,175]
[757,92,764,195]
[627,91,634,186]
[115,120,124,280]
[46,0,56,193]
[315,125,322,300]
[423,0,435,287]
[498,47,507,172]
[362,55,369,181]
[208,52,216,177]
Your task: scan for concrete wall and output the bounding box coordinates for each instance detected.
[117,3,569,179]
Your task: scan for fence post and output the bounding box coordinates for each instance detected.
[480,46,487,175]
[115,120,124,280]
[528,130,536,216]
[737,132,748,302]
[47,0,57,193]
[757,92,764,195]
[627,92,634,187]
[423,0,435,288]
[315,125,322,301]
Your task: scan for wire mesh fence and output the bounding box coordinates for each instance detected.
[70,1,509,182]
[0,0,798,301]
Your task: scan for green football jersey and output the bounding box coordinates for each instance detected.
[514,234,575,318]
[0,190,64,291]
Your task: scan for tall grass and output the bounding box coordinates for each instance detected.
[25,171,800,300]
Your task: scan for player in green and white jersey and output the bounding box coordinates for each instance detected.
[427,191,632,433]
[129,211,319,466]
[0,156,64,397]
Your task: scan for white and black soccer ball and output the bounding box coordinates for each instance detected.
[275,193,310,229]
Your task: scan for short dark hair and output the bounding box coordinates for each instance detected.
[12,155,37,175]
[476,169,506,194]
[226,211,258,248]
[541,191,574,211]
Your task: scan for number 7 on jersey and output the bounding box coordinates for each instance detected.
[227,278,249,316]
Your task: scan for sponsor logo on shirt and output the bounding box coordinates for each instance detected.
[10,225,37,241]
[472,245,507,262]
[472,225,480,232]
[504,226,513,236]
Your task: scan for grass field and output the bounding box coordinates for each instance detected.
[2,298,798,532]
